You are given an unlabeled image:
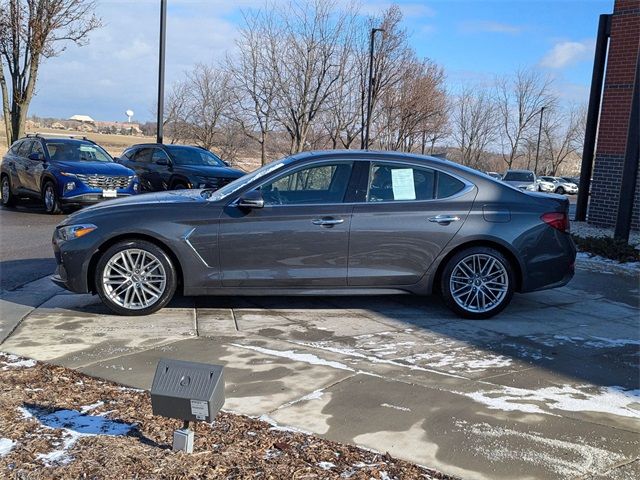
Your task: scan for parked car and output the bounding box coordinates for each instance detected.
[52,150,575,320]
[537,176,559,193]
[554,177,579,195]
[1,135,139,214]
[486,171,502,180]
[502,169,536,191]
[116,144,244,192]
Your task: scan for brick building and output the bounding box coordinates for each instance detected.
[587,0,640,229]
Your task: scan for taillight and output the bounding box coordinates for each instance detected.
[541,212,569,232]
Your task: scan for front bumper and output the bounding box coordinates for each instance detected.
[59,193,133,206]
[51,231,98,293]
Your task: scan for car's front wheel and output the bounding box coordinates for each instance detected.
[43,181,62,214]
[95,240,177,316]
[1,175,16,207]
[555,186,565,195]
[440,246,514,319]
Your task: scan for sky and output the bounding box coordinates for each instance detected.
[27,0,613,122]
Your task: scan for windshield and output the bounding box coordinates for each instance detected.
[503,171,534,182]
[166,146,224,167]
[203,159,291,202]
[46,141,112,163]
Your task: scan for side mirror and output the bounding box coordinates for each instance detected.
[237,190,264,209]
[28,152,44,162]
[222,160,230,167]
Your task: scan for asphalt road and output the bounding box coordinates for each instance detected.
[0,201,63,291]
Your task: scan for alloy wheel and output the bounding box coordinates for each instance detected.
[102,248,167,310]
[449,253,509,313]
[1,177,9,203]
[44,185,55,211]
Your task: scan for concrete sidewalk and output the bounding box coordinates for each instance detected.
[0,261,638,480]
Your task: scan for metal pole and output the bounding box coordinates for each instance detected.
[534,106,545,174]
[363,28,383,150]
[156,0,167,144]
[614,53,640,242]
[576,14,611,221]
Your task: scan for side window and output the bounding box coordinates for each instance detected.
[151,148,170,163]
[31,141,45,158]
[367,163,435,202]
[122,148,136,160]
[17,140,34,157]
[436,172,465,199]
[134,148,153,164]
[9,140,23,154]
[260,162,353,205]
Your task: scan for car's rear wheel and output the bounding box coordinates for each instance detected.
[440,246,514,319]
[1,175,16,207]
[95,240,177,316]
[43,181,62,214]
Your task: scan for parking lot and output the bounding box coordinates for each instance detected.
[0,203,638,480]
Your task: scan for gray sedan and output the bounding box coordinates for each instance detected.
[51,151,576,319]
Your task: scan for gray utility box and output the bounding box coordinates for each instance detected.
[151,358,225,423]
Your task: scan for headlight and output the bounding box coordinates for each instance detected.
[56,224,97,241]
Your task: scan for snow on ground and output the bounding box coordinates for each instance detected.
[18,405,134,466]
[0,438,16,457]
[576,252,640,275]
[231,344,354,371]
[525,334,640,349]
[455,419,627,478]
[572,222,640,248]
[1,353,37,370]
[455,384,640,419]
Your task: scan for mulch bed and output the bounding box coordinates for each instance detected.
[0,353,455,479]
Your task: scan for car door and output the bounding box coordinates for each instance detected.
[131,148,154,191]
[218,160,355,287]
[4,140,25,191]
[150,148,172,190]
[25,140,46,193]
[16,140,36,193]
[348,160,476,286]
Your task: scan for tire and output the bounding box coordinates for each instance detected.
[172,182,188,190]
[440,246,515,319]
[42,181,62,214]
[95,240,177,316]
[555,187,565,195]
[1,175,16,207]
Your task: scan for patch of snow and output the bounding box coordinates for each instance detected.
[0,354,37,370]
[18,405,134,466]
[457,420,626,477]
[317,461,336,470]
[277,389,325,410]
[263,448,282,460]
[0,438,16,457]
[231,344,353,371]
[576,252,640,275]
[380,403,411,412]
[456,384,640,418]
[526,334,640,349]
[80,401,104,413]
[256,414,312,434]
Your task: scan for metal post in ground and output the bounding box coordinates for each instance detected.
[363,27,384,150]
[156,0,167,144]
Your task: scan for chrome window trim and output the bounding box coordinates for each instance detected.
[226,157,476,208]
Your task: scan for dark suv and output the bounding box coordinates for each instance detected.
[1,135,139,214]
[116,144,244,192]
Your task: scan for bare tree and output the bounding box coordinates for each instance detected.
[539,103,586,175]
[227,9,277,165]
[451,85,498,169]
[0,0,101,144]
[495,68,555,169]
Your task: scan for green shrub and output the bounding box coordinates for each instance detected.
[572,235,640,263]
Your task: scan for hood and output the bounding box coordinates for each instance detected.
[63,189,206,223]
[175,165,245,178]
[53,160,135,176]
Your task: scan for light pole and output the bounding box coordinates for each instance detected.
[533,106,545,174]
[156,0,167,144]
[363,27,384,150]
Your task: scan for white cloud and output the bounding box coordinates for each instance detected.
[540,39,595,69]
[458,21,523,34]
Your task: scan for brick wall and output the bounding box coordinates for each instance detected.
[588,0,640,228]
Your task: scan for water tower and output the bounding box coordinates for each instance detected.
[125,109,134,123]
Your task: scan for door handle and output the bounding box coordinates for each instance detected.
[428,214,461,225]
[312,217,344,227]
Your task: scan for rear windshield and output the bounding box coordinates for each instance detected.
[503,171,534,182]
[166,146,224,167]
[45,141,112,163]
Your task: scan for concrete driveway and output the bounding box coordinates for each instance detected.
[0,259,638,480]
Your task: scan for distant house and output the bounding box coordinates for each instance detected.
[69,115,95,124]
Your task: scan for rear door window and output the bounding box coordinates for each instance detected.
[366,163,435,202]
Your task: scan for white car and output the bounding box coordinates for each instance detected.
[536,176,557,193]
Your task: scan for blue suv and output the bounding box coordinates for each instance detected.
[1,135,139,214]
